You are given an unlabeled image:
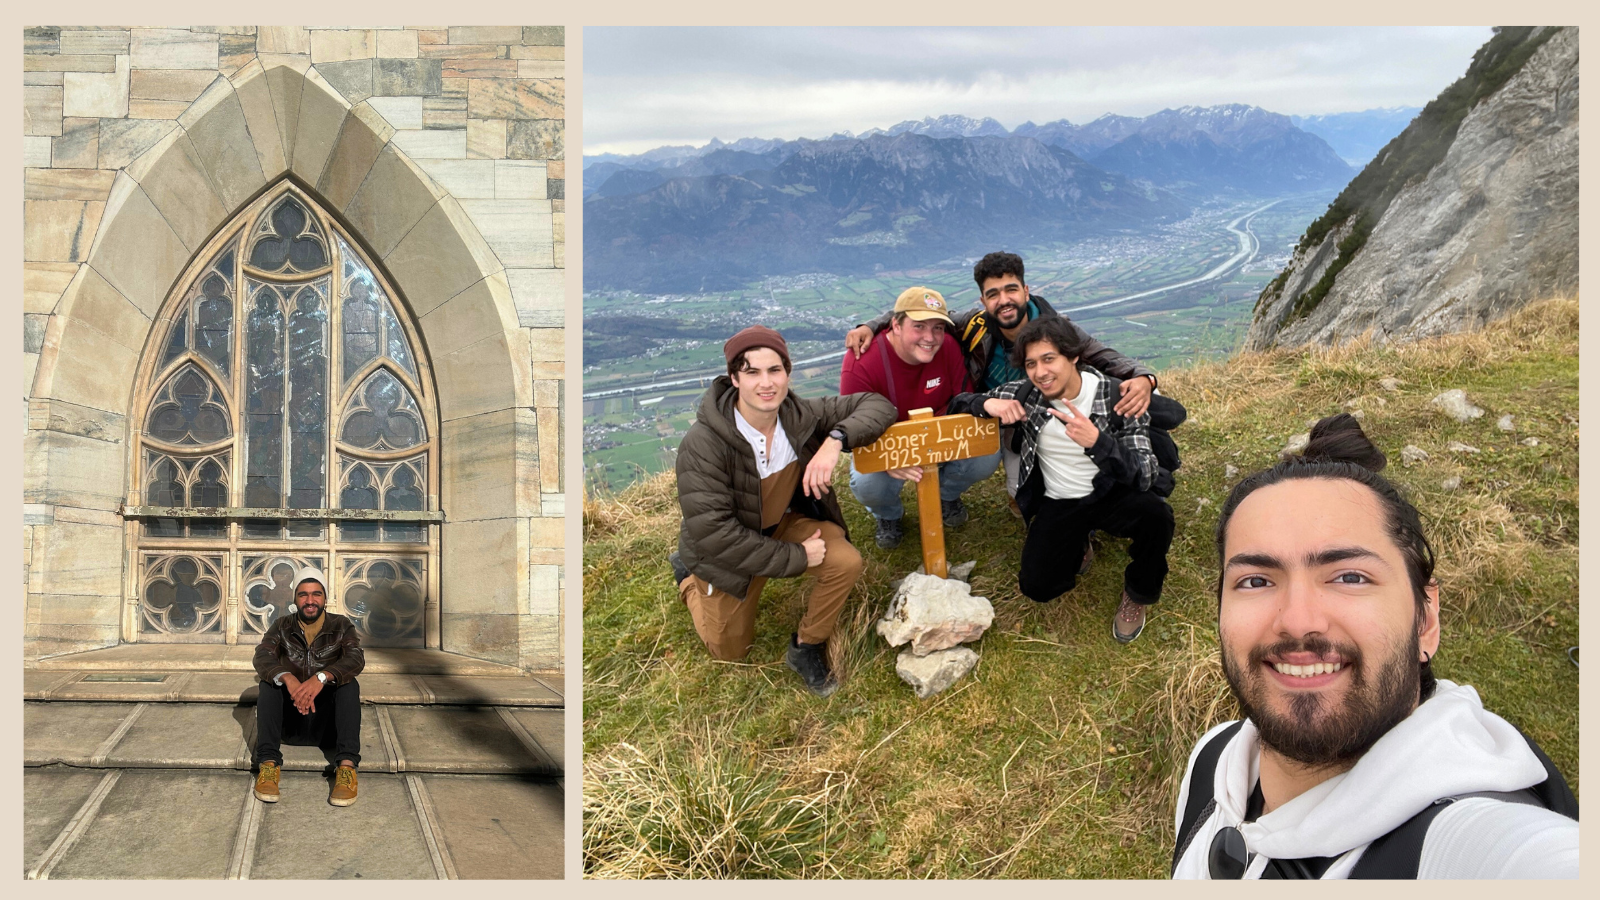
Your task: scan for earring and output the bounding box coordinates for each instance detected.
[1421,651,1432,664]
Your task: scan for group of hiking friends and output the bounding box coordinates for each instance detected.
[669,251,1578,878]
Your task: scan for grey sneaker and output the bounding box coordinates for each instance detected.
[785,634,839,697]
[875,517,904,549]
[1112,591,1147,644]
[941,498,969,528]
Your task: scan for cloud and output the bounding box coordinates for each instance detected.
[584,26,1492,155]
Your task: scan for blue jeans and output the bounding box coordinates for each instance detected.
[849,451,1001,521]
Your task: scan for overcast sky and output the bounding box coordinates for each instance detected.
[584,26,1493,157]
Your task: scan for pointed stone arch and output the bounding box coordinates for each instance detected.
[28,61,542,669]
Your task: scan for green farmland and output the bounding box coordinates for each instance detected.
[584,193,1334,494]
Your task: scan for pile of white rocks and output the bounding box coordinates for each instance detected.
[876,567,993,699]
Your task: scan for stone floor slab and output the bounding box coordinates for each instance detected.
[23,670,79,698]
[50,673,186,701]
[421,774,563,879]
[24,702,136,765]
[49,769,245,879]
[252,772,436,879]
[419,674,562,706]
[508,707,563,771]
[387,706,538,774]
[23,767,108,874]
[351,673,429,703]
[528,669,564,699]
[179,671,259,702]
[105,703,251,768]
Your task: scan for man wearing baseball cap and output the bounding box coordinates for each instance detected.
[846,252,1175,518]
[251,566,366,806]
[839,286,1000,549]
[671,325,896,695]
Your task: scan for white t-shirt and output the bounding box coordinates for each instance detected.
[733,408,797,478]
[1037,369,1101,500]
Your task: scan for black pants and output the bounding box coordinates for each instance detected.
[1018,485,1174,605]
[254,678,361,769]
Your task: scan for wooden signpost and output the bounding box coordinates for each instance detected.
[851,408,1000,578]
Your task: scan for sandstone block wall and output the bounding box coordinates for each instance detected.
[23,26,566,672]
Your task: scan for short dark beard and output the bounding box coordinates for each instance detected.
[992,299,1027,328]
[1222,632,1419,767]
[297,604,324,625]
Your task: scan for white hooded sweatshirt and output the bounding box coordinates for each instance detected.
[1172,680,1578,879]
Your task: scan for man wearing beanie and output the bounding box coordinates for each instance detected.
[251,567,365,805]
[839,286,1000,548]
[672,325,896,695]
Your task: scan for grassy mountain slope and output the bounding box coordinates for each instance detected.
[582,299,1578,879]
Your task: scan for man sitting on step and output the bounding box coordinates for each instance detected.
[251,567,365,807]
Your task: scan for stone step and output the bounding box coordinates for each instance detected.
[25,766,563,879]
[32,644,546,678]
[25,669,562,707]
[25,701,564,777]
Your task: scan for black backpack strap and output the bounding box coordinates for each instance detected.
[1349,725,1577,879]
[1516,729,1579,820]
[1348,796,1470,879]
[1172,721,1244,875]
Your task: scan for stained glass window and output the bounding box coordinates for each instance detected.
[133,183,436,648]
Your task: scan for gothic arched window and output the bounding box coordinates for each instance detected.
[130,182,439,648]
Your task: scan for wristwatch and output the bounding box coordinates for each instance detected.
[315,671,329,684]
[827,427,847,448]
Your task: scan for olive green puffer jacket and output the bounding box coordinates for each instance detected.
[676,378,896,599]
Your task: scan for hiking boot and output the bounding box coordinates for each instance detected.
[942,498,969,529]
[329,765,358,807]
[875,517,904,549]
[668,550,690,586]
[1008,497,1023,519]
[785,634,839,697]
[1112,591,1148,644]
[253,762,280,802]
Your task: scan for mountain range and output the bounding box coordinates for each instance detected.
[586,104,1367,199]
[584,132,1185,292]
[584,104,1380,292]
[1291,108,1423,165]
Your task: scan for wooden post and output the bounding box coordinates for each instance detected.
[916,461,946,578]
[851,408,999,579]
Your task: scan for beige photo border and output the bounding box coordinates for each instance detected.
[2,0,1593,893]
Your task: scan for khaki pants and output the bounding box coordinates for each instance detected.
[679,514,863,661]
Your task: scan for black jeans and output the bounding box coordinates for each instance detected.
[1018,484,1174,605]
[254,678,361,769]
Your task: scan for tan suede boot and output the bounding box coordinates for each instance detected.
[329,765,358,807]
[254,762,281,802]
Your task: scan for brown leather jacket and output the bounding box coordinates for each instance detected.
[252,612,365,686]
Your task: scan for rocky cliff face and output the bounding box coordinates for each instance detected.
[1247,27,1577,350]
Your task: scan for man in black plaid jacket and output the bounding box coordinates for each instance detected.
[949,316,1175,643]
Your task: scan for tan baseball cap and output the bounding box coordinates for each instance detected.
[892,286,955,327]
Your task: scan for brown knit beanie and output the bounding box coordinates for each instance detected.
[723,325,791,371]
